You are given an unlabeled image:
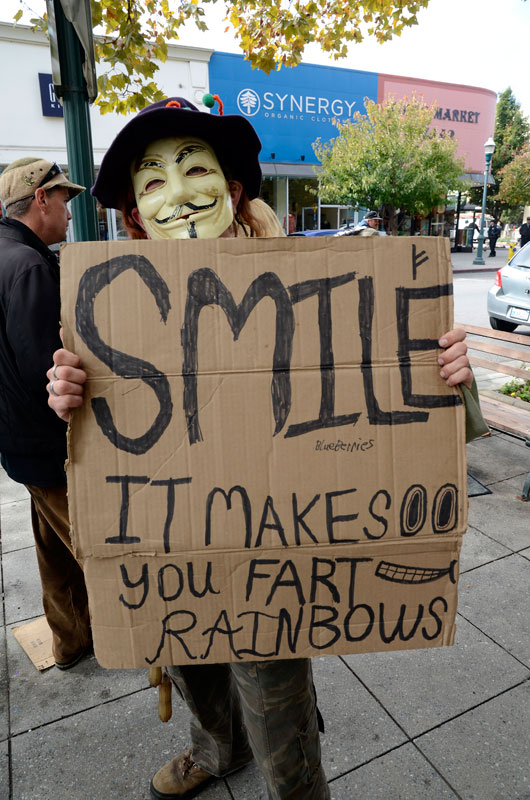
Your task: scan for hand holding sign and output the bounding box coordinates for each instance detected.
[437,327,472,388]
[46,347,86,421]
[48,328,472,419]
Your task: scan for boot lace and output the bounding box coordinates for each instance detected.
[181,750,199,778]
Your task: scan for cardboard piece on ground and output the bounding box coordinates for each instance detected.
[60,236,468,669]
[12,616,54,670]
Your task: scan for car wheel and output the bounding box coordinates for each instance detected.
[489,316,518,333]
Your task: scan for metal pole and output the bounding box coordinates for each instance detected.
[473,152,492,266]
[452,192,461,252]
[285,179,289,235]
[53,0,98,242]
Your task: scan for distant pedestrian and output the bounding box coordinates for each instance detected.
[336,209,382,237]
[519,216,530,248]
[487,219,501,257]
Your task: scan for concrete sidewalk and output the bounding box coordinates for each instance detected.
[1,427,529,799]
[450,246,511,274]
[1,244,529,799]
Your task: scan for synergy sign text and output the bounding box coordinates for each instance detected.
[237,88,358,124]
[211,53,379,163]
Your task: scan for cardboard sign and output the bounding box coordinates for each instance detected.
[61,236,467,669]
[12,617,54,671]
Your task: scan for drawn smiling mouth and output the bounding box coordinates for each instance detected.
[155,198,218,225]
[375,559,457,585]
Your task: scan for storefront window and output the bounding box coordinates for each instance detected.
[260,175,355,233]
[97,205,109,240]
[93,205,131,241]
[114,209,130,240]
[288,178,318,231]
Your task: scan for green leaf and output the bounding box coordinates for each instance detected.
[23,0,434,115]
[313,92,465,231]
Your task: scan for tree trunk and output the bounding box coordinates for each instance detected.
[386,206,398,236]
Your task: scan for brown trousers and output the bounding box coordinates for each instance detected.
[25,484,91,663]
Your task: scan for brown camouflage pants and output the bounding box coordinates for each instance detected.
[167,658,330,799]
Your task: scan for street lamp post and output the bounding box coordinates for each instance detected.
[473,137,496,265]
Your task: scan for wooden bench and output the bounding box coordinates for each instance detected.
[457,323,530,499]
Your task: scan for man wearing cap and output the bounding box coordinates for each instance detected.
[0,157,92,670]
[46,97,474,800]
[360,209,383,232]
[336,209,382,237]
[519,216,530,248]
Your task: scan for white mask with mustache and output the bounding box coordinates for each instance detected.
[131,136,234,240]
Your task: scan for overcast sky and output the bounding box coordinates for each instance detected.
[3,0,529,121]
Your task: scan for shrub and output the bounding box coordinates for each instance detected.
[499,377,530,403]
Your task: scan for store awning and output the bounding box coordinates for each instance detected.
[462,171,495,186]
[260,162,320,178]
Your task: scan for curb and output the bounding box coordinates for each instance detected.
[452,267,499,274]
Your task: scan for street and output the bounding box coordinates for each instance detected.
[453,272,495,328]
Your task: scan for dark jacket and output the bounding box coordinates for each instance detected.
[519,222,530,246]
[488,223,501,241]
[0,217,67,485]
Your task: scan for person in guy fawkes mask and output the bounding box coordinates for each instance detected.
[46,96,474,800]
[91,95,272,244]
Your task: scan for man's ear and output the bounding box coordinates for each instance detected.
[131,207,147,233]
[34,187,47,211]
[228,180,243,209]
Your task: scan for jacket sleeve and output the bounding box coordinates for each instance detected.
[5,258,62,396]
[460,376,490,443]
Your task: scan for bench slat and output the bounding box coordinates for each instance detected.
[478,397,530,438]
[454,323,530,439]
[468,355,530,381]
[465,339,530,363]
[457,323,530,346]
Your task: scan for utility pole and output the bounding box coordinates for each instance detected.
[47,0,99,242]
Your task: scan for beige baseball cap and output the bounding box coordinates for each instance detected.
[0,157,85,209]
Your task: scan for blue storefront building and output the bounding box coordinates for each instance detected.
[209,53,379,232]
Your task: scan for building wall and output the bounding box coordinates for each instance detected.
[209,52,379,171]
[0,24,498,175]
[377,73,497,173]
[210,52,497,178]
[0,25,498,237]
[0,22,212,168]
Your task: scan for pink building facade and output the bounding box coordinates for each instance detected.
[378,73,497,176]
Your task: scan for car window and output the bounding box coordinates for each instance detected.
[510,243,530,268]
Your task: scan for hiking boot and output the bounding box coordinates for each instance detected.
[150,749,215,799]
[55,645,93,671]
